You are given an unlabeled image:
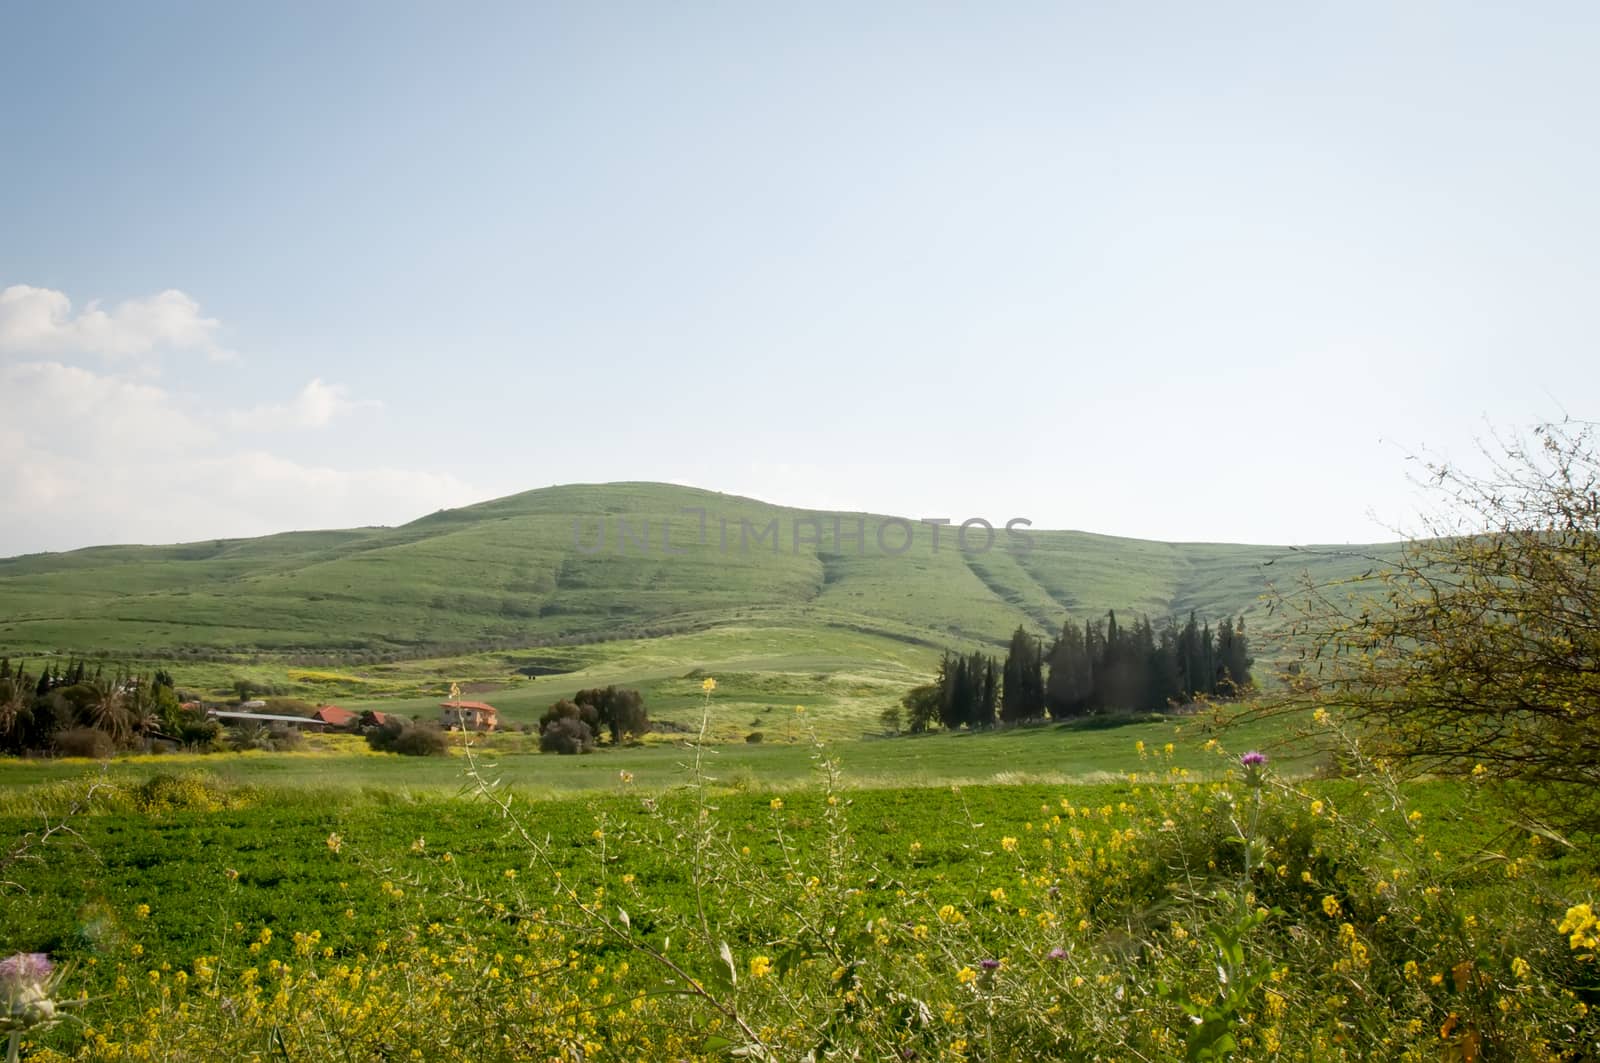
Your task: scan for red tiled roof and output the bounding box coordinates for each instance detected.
[363,711,394,726]
[441,700,497,712]
[313,706,358,726]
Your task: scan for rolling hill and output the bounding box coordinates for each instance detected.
[0,481,1393,661]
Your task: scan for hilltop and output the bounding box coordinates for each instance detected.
[0,481,1389,657]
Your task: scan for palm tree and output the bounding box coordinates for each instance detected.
[0,676,29,744]
[86,677,134,746]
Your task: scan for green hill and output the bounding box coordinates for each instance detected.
[0,481,1390,656]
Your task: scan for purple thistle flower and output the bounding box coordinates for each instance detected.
[1240,750,1267,768]
[1047,947,1067,961]
[979,958,1001,971]
[0,952,52,990]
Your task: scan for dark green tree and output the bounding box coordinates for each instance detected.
[1001,626,1045,722]
[978,655,999,728]
[1044,618,1093,718]
[573,686,649,744]
[901,683,941,733]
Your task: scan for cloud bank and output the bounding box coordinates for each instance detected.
[0,285,481,555]
[0,284,234,363]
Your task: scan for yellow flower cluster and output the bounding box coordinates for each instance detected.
[1560,903,1598,956]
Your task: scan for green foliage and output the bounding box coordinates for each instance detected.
[175,716,221,751]
[936,650,1000,729]
[364,720,447,756]
[226,722,303,753]
[51,727,112,759]
[572,685,649,743]
[539,716,595,754]
[130,771,241,814]
[1269,421,1600,835]
[878,701,902,734]
[899,682,940,734]
[1046,610,1253,717]
[1000,625,1045,722]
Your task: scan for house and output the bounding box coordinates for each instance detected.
[359,710,395,729]
[311,705,359,730]
[441,700,498,732]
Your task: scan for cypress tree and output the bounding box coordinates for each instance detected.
[979,656,998,728]
[1045,618,1092,718]
[1001,627,1046,722]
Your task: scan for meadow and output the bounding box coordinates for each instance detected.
[0,709,1309,795]
[3,708,1598,1061]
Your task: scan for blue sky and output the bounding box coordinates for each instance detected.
[3,1,1598,554]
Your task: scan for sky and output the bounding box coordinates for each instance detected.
[2,1,1598,555]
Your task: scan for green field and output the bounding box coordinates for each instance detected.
[0,708,1313,795]
[4,718,1595,1061]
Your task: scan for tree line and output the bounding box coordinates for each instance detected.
[0,657,207,756]
[892,610,1253,733]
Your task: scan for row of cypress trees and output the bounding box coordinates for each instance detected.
[922,611,1253,730]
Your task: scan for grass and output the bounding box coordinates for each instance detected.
[5,720,1595,1061]
[0,483,1393,658]
[0,707,1314,796]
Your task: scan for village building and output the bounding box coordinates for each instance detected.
[441,699,498,731]
[311,705,359,730]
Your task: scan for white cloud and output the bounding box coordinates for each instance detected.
[227,378,380,430]
[0,360,214,458]
[0,361,479,555]
[0,284,234,364]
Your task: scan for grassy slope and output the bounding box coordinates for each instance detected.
[0,481,1390,653]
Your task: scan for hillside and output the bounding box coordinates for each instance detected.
[0,481,1392,658]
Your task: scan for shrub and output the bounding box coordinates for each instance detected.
[132,771,238,813]
[366,720,448,756]
[745,731,764,743]
[228,723,305,752]
[177,718,223,751]
[53,727,113,759]
[539,717,594,754]
[1269,420,1600,833]
[390,725,447,757]
[539,698,598,737]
